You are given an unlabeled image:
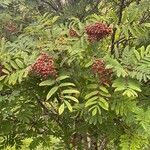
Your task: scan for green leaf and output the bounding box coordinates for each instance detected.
[129,8,138,22]
[85,101,97,108]
[122,9,128,22]
[85,91,99,100]
[18,70,25,83]
[92,108,97,116]
[128,79,141,92]
[3,63,12,72]
[10,60,19,70]
[15,59,24,68]
[123,89,138,97]
[139,46,145,58]
[0,75,6,81]
[52,16,59,23]
[143,23,150,28]
[129,26,138,38]
[87,84,98,89]
[9,72,18,85]
[64,100,73,112]
[59,82,75,87]
[134,50,141,61]
[56,75,70,81]
[122,25,129,39]
[98,97,109,110]
[99,86,109,93]
[62,89,80,94]
[85,60,93,68]
[0,83,3,91]
[105,56,128,77]
[85,96,98,107]
[58,103,65,115]
[39,80,55,86]
[46,86,58,100]
[146,45,150,54]
[63,95,79,103]
[112,78,125,89]
[2,69,9,74]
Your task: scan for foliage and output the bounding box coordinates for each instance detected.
[0,0,150,149]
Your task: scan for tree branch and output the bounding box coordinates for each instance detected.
[99,137,107,150]
[111,0,125,55]
[36,97,58,116]
[36,97,63,129]
[42,0,59,12]
[118,0,125,24]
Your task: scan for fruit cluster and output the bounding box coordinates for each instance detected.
[85,22,112,43]
[31,53,57,78]
[69,27,79,37]
[92,59,112,85]
[4,21,18,34]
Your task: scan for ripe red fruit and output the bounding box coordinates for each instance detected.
[85,22,112,43]
[4,21,18,34]
[92,59,112,85]
[69,27,79,37]
[31,53,57,78]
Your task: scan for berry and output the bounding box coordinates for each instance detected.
[69,27,79,37]
[92,59,112,85]
[31,53,57,78]
[85,22,112,43]
[4,21,18,34]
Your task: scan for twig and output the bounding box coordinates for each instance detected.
[36,97,63,129]
[56,0,63,11]
[42,0,59,12]
[36,97,50,114]
[118,0,125,24]
[114,37,136,45]
[110,27,117,55]
[111,0,125,55]
[99,137,107,150]
[49,101,58,114]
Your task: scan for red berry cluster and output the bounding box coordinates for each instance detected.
[92,59,112,85]
[85,22,112,43]
[31,53,57,78]
[4,21,18,34]
[69,28,79,37]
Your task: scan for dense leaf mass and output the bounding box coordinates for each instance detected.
[0,0,150,149]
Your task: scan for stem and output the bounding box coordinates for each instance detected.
[42,0,59,12]
[110,27,117,55]
[99,137,107,150]
[118,0,125,24]
[114,37,136,45]
[36,96,63,129]
[49,101,58,114]
[111,0,125,55]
